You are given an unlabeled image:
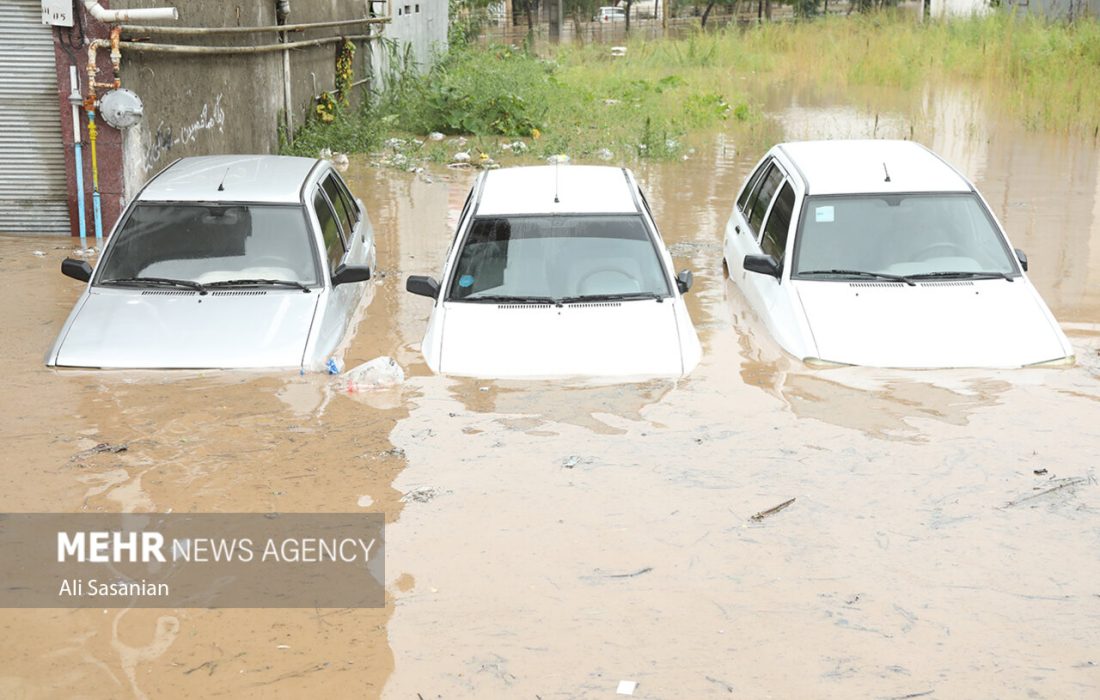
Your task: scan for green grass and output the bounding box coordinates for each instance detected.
[284,14,1100,163]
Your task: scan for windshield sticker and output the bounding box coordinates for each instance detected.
[815,206,835,223]
[458,274,475,288]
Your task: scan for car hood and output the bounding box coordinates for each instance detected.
[795,279,1070,368]
[52,288,319,369]
[438,299,688,378]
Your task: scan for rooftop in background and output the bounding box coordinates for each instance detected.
[139,155,320,204]
[779,140,972,196]
[476,165,640,216]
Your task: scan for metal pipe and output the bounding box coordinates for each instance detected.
[87,109,102,243]
[121,16,389,35]
[85,27,123,243]
[282,31,293,136]
[116,33,379,55]
[82,0,178,23]
[69,66,87,246]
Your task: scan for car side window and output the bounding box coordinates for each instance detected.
[331,173,361,228]
[313,189,345,271]
[761,182,795,263]
[737,160,769,213]
[747,164,784,235]
[322,175,355,237]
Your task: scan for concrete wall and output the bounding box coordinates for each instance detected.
[54,0,445,236]
[930,0,990,17]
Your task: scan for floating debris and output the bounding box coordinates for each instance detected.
[750,497,796,521]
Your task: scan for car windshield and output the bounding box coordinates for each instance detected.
[96,203,319,287]
[447,215,670,302]
[792,193,1019,279]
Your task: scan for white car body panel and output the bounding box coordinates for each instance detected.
[723,140,1073,368]
[413,165,702,379]
[430,300,692,378]
[53,289,319,369]
[796,280,1070,368]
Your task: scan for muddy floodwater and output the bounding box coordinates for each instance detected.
[2,82,1099,699]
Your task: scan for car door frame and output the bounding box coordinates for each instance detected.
[726,153,790,314]
[303,165,372,368]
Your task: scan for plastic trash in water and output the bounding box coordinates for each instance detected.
[326,357,343,375]
[343,356,404,393]
[428,131,445,141]
[453,151,471,163]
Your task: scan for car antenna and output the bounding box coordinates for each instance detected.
[883,162,891,183]
[217,167,230,192]
[553,159,560,204]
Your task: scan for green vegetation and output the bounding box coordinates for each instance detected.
[283,14,1100,164]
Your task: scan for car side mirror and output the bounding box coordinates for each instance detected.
[744,254,781,279]
[406,275,440,299]
[676,269,693,294]
[1015,248,1028,272]
[332,263,371,286]
[61,258,92,282]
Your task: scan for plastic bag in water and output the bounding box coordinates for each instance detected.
[343,356,404,392]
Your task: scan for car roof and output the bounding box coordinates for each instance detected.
[139,155,321,204]
[476,165,640,216]
[777,140,972,196]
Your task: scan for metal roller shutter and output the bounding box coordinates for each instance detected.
[0,0,69,234]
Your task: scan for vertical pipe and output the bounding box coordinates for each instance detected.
[282,35,293,136]
[69,66,87,247]
[88,111,103,243]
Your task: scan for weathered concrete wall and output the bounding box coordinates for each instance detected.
[53,0,445,235]
[113,0,387,202]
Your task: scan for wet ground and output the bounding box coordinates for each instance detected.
[1,81,1099,698]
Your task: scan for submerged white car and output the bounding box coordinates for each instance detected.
[47,155,376,370]
[406,165,701,378]
[723,140,1073,368]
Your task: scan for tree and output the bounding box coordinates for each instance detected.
[793,0,818,17]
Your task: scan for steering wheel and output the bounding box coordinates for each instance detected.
[577,268,639,295]
[913,242,965,261]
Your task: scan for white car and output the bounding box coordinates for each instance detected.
[406,165,701,378]
[723,140,1073,368]
[47,155,376,370]
[596,6,626,21]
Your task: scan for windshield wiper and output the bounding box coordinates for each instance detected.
[559,292,665,304]
[798,269,915,286]
[905,271,1014,282]
[205,278,312,293]
[101,276,207,293]
[460,294,560,304]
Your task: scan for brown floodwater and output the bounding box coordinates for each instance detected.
[1,83,1099,699]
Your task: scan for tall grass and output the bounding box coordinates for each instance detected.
[673,13,1100,131]
[285,14,1100,161]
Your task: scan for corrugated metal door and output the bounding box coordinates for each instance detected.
[0,0,69,234]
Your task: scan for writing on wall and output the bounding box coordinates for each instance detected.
[142,94,226,173]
